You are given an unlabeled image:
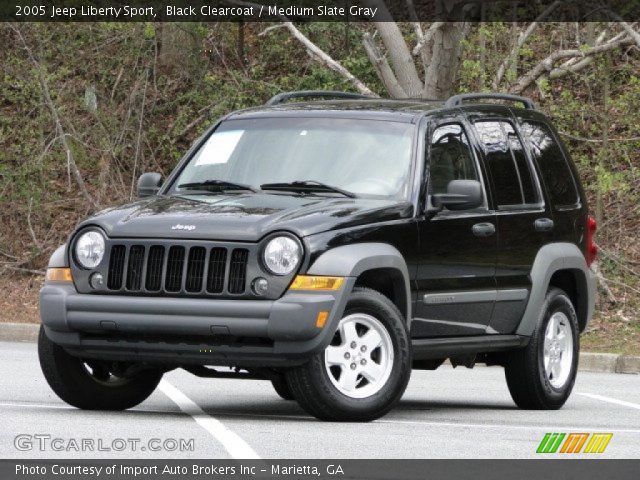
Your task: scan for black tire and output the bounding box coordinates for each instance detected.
[505,288,579,410]
[271,376,295,400]
[285,287,411,422]
[38,327,163,410]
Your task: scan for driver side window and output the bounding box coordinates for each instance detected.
[428,124,479,194]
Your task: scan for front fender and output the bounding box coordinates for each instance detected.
[47,245,68,268]
[306,243,412,323]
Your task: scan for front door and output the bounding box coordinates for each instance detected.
[413,120,497,338]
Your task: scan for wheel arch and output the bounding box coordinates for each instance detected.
[548,269,590,332]
[516,242,596,336]
[306,243,412,325]
[48,244,68,268]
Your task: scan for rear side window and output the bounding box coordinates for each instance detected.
[473,120,539,208]
[428,124,479,194]
[519,121,579,207]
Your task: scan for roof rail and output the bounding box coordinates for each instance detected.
[265,90,374,106]
[445,93,536,110]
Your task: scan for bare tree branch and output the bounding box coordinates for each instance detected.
[228,0,375,95]
[405,0,430,75]
[258,23,286,37]
[492,1,563,89]
[1,265,46,276]
[604,14,640,48]
[129,68,150,200]
[282,22,376,96]
[11,25,96,207]
[546,30,633,81]
[413,22,443,57]
[365,0,423,97]
[591,262,617,304]
[27,198,43,252]
[362,32,406,98]
[412,20,445,89]
[510,35,635,94]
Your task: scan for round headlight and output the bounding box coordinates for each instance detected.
[263,236,301,275]
[75,231,105,269]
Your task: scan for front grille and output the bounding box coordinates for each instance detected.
[165,246,185,292]
[185,247,206,292]
[145,245,165,291]
[228,249,249,294]
[126,245,145,290]
[107,245,126,290]
[106,243,249,296]
[206,248,227,294]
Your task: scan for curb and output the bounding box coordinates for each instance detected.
[0,322,638,374]
[0,322,40,343]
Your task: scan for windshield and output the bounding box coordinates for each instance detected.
[170,117,415,198]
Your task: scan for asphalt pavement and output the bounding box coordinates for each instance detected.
[1,341,638,459]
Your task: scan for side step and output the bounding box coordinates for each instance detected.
[411,335,527,360]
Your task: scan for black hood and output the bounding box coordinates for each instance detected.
[76,193,414,242]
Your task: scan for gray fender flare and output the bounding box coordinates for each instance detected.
[516,242,596,336]
[307,243,412,323]
[48,245,68,268]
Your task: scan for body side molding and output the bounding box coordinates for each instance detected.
[422,289,528,305]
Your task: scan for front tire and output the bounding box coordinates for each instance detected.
[38,327,163,410]
[271,376,295,400]
[505,288,579,409]
[285,287,411,421]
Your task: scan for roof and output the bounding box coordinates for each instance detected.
[224,92,542,123]
[226,99,448,123]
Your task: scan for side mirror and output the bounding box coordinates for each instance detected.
[137,172,163,198]
[431,179,483,211]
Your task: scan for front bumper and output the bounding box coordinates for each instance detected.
[40,279,354,367]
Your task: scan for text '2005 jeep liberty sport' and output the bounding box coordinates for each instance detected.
[39,91,597,421]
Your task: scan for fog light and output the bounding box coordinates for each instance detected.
[89,272,105,289]
[251,277,268,296]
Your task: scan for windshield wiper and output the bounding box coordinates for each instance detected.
[260,180,357,198]
[177,179,257,193]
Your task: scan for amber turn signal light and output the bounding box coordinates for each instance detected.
[316,311,329,328]
[45,268,73,283]
[289,275,344,291]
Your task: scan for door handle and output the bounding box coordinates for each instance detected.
[534,217,554,232]
[472,222,495,237]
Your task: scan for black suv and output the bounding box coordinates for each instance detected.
[39,91,597,421]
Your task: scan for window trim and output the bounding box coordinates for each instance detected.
[517,118,581,209]
[471,118,545,212]
[424,120,490,214]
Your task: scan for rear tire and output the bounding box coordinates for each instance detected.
[285,287,411,422]
[271,376,294,400]
[38,327,163,410]
[505,288,579,410]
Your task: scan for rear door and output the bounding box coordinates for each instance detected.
[515,112,583,244]
[413,116,497,338]
[470,116,554,334]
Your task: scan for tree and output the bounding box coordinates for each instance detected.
[258,0,640,100]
